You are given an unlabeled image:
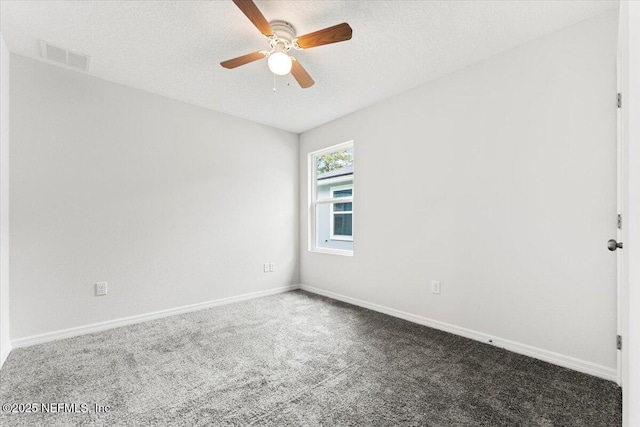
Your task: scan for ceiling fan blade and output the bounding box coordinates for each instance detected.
[220,51,266,69]
[295,23,352,49]
[291,59,315,88]
[232,0,273,36]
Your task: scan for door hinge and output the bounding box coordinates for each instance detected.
[618,214,622,229]
[617,335,622,350]
[618,93,622,108]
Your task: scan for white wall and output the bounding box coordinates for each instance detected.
[0,35,11,367]
[9,55,299,340]
[300,11,619,375]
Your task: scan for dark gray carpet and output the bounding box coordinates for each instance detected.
[0,290,621,426]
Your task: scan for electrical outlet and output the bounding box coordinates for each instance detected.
[431,280,441,295]
[263,263,270,273]
[96,282,108,296]
[269,262,275,272]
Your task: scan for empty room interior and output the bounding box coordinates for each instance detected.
[0,0,639,426]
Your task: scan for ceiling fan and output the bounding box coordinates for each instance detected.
[221,0,353,89]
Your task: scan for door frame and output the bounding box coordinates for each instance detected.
[616,13,625,387]
[619,3,640,426]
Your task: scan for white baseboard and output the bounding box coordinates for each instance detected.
[11,285,300,350]
[0,340,12,370]
[299,284,617,382]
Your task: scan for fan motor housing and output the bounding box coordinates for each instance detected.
[270,20,296,44]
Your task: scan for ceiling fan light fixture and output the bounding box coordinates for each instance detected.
[268,51,292,76]
[222,0,352,88]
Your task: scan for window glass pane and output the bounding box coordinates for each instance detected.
[316,148,353,202]
[333,214,353,236]
[315,204,353,250]
[316,149,353,176]
[312,143,353,253]
[333,202,352,212]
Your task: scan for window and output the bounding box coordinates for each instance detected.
[309,141,354,256]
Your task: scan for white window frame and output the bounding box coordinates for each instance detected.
[329,184,353,241]
[308,141,354,256]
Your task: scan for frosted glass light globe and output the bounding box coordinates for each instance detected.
[268,52,292,76]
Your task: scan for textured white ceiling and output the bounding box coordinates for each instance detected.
[0,0,618,133]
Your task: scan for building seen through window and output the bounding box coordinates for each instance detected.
[310,143,353,255]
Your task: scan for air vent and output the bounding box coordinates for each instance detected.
[40,41,91,72]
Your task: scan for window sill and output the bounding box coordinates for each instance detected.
[309,247,353,257]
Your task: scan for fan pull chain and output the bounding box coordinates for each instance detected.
[273,74,276,92]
